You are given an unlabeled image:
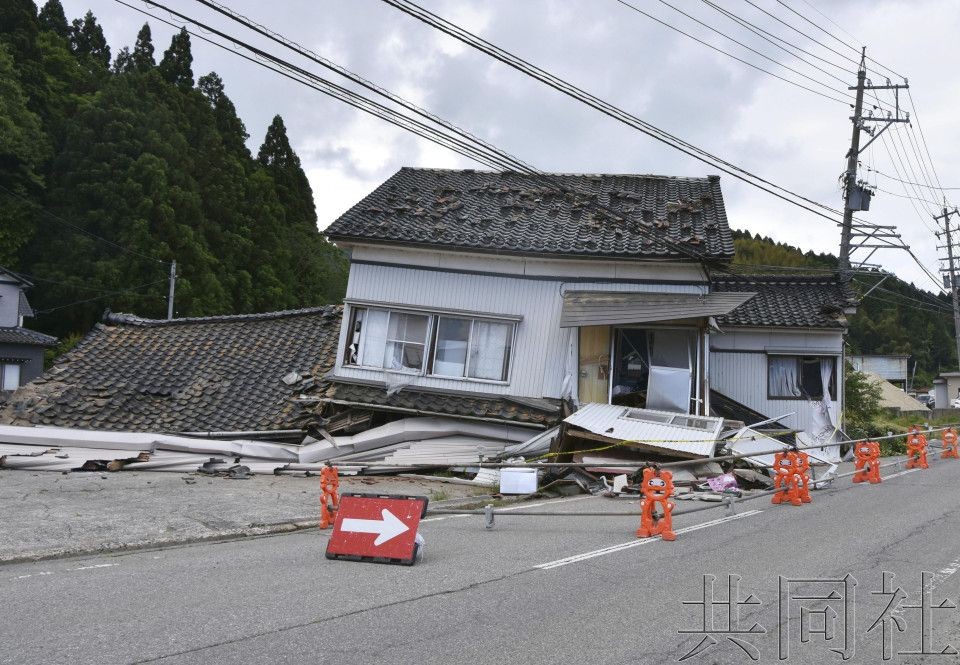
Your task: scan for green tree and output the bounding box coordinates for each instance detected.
[38,0,69,40]
[131,23,154,72]
[158,28,192,89]
[0,44,48,264]
[69,10,110,69]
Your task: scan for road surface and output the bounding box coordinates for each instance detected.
[3,458,960,664]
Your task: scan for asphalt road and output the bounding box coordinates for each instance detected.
[3,458,960,665]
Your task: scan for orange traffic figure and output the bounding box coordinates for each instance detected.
[852,441,881,484]
[943,428,959,459]
[636,467,676,541]
[795,451,812,503]
[319,462,340,529]
[772,451,802,507]
[905,426,929,470]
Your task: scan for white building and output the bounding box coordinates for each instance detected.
[322,168,855,436]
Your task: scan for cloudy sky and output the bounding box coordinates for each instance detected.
[62,0,960,289]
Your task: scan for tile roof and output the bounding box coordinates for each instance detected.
[0,327,57,346]
[711,274,857,329]
[0,306,342,433]
[18,291,34,319]
[325,168,734,261]
[318,379,561,427]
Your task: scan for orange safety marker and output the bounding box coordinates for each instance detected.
[319,462,340,529]
[771,451,803,507]
[905,426,929,470]
[636,467,676,541]
[796,451,812,503]
[852,441,881,484]
[943,428,959,459]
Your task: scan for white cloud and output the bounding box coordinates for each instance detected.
[61,0,960,290]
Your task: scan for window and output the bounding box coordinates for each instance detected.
[1,363,21,391]
[767,355,837,400]
[431,317,513,381]
[346,306,515,382]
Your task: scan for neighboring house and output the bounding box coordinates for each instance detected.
[0,307,341,440]
[0,268,57,390]
[710,275,856,434]
[848,354,910,388]
[321,167,856,435]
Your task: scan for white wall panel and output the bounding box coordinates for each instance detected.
[336,262,705,399]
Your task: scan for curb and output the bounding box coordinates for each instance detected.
[0,496,508,567]
[0,518,322,567]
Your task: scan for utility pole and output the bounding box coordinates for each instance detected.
[167,260,177,320]
[838,51,866,271]
[936,208,960,369]
[837,48,910,271]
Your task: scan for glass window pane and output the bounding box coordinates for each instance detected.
[388,312,429,344]
[2,364,20,390]
[358,308,390,367]
[468,321,512,380]
[433,318,470,377]
[768,356,801,398]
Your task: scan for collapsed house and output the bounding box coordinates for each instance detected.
[320,168,855,469]
[1,168,857,484]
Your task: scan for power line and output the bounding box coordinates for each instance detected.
[378,0,885,232]
[35,279,169,314]
[774,0,904,81]
[791,0,863,48]
[121,0,724,267]
[699,0,855,80]
[0,183,165,265]
[865,166,960,191]
[616,0,852,105]
[739,0,861,69]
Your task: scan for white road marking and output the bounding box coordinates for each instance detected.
[421,494,595,523]
[9,562,118,582]
[882,468,920,481]
[534,510,764,571]
[11,571,53,581]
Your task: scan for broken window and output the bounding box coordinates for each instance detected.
[767,355,837,400]
[346,306,514,382]
[610,327,696,413]
[385,312,429,372]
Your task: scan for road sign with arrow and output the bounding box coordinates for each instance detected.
[325,493,429,565]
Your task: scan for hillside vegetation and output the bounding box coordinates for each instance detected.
[733,230,955,388]
[1,1,348,339]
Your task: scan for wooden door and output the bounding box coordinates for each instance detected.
[578,326,610,404]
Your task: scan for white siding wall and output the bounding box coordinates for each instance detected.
[709,327,844,433]
[0,283,21,328]
[332,247,708,400]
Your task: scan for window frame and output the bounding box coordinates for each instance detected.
[0,361,22,391]
[766,354,838,401]
[343,305,517,385]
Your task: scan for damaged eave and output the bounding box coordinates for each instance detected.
[320,398,549,429]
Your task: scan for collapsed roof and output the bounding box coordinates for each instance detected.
[0,307,342,434]
[325,168,735,261]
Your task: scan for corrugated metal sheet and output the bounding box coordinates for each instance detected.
[848,355,909,382]
[560,291,755,327]
[563,402,725,457]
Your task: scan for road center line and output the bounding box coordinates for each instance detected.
[534,509,763,571]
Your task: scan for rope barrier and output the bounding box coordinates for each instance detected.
[346,423,960,470]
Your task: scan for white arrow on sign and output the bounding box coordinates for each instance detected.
[341,509,410,546]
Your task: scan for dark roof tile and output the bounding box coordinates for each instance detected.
[325,168,734,260]
[712,274,856,329]
[0,306,342,433]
